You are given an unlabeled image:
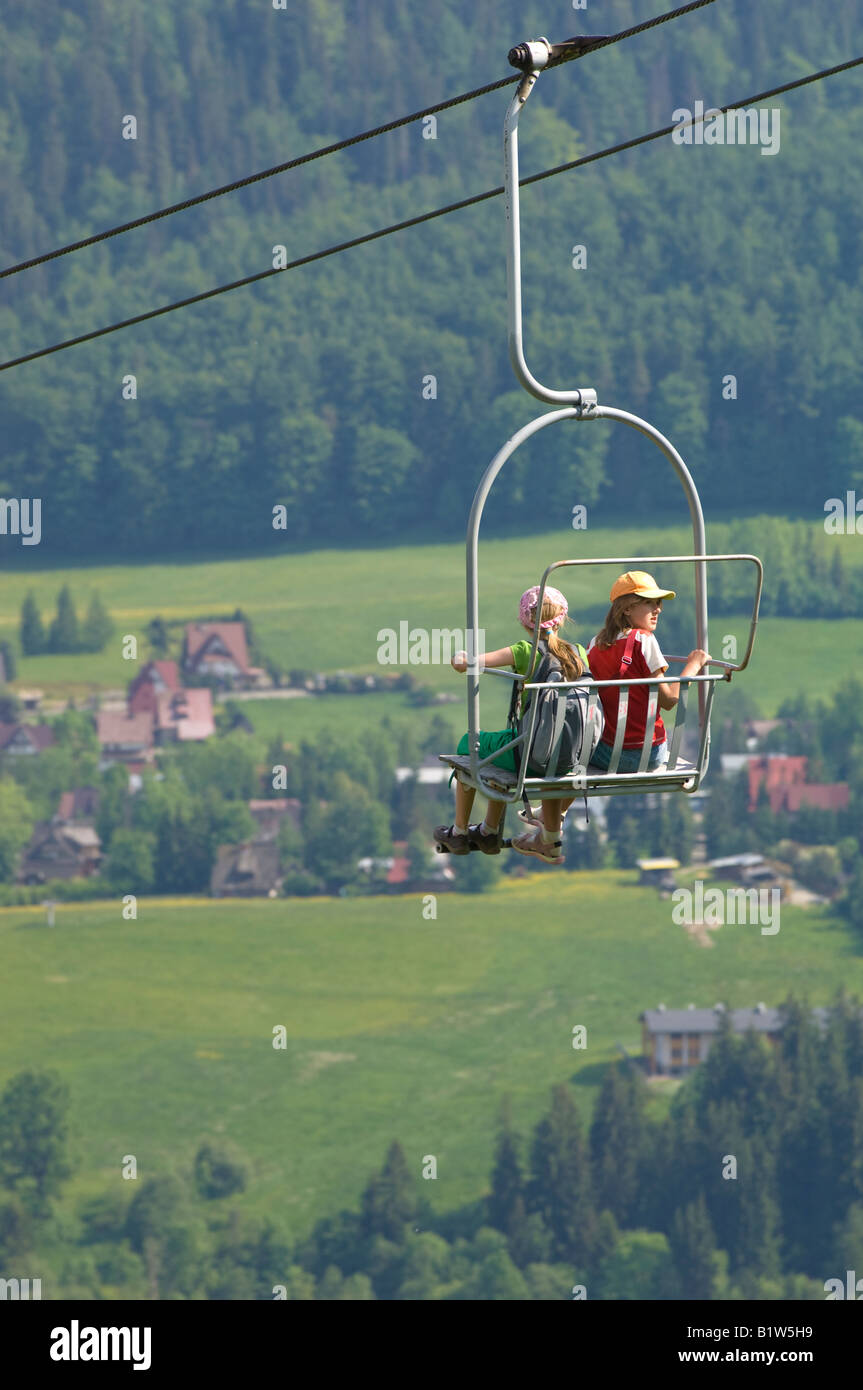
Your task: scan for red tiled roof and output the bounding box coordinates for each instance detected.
[785,784,850,812]
[748,756,849,814]
[128,661,180,712]
[184,622,249,673]
[155,687,214,740]
[748,755,808,812]
[57,787,100,820]
[0,722,56,751]
[96,711,154,748]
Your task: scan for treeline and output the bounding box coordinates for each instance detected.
[19,586,113,655]
[0,1,862,558]
[4,995,862,1298]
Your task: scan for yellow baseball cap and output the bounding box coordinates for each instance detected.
[610,570,676,602]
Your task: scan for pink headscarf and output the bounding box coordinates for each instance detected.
[519,584,568,633]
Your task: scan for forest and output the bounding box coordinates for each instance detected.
[0,0,861,558]
[2,997,861,1299]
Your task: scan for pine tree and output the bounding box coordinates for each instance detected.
[80,592,114,652]
[488,1102,524,1235]
[590,1063,648,1227]
[48,585,80,654]
[19,592,46,656]
[528,1084,598,1267]
[733,1137,781,1282]
[0,642,17,682]
[669,1195,718,1300]
[360,1141,416,1244]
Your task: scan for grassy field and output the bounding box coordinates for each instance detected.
[2,875,860,1241]
[4,523,861,717]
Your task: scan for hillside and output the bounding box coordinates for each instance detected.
[0,875,855,1240]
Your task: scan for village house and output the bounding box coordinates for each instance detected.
[747,754,849,814]
[0,723,55,756]
[640,1002,780,1076]
[717,752,849,815]
[247,799,302,840]
[637,858,680,891]
[182,622,266,690]
[707,852,781,886]
[127,660,181,714]
[95,710,154,771]
[153,689,215,744]
[57,787,100,821]
[211,841,282,898]
[17,818,102,885]
[127,660,215,743]
[640,1002,839,1077]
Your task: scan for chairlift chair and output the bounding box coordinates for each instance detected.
[439,37,764,811]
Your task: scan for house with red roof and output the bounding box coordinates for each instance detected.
[57,786,100,821]
[153,688,215,744]
[747,755,849,814]
[95,710,155,770]
[126,658,215,744]
[128,660,181,716]
[0,723,56,756]
[182,622,266,689]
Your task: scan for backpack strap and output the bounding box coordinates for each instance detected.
[510,639,548,821]
[618,628,639,677]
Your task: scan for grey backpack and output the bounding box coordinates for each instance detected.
[508,640,604,778]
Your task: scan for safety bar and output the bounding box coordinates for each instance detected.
[535,553,764,675]
[469,668,724,802]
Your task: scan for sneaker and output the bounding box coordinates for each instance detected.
[510,829,565,864]
[433,825,471,855]
[467,823,503,855]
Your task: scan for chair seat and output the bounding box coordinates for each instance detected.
[438,752,696,794]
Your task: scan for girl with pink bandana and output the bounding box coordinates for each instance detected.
[434,586,586,862]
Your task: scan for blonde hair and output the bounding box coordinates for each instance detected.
[526,597,584,681]
[594,594,640,649]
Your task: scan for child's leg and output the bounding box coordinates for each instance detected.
[541,797,574,832]
[480,798,506,831]
[454,776,476,831]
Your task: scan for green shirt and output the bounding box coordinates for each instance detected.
[509,638,588,675]
[508,638,588,714]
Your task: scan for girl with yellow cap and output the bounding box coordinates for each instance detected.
[587,571,710,772]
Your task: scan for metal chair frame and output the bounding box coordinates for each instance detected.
[452,41,764,806]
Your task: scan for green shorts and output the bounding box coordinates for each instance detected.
[456,729,518,773]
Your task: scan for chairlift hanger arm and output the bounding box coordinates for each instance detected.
[504,51,598,408]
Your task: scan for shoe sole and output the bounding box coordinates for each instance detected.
[510,839,565,864]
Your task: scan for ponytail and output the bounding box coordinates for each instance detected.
[546,630,584,681]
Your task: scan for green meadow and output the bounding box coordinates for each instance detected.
[1,875,859,1241]
[3,523,861,719]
